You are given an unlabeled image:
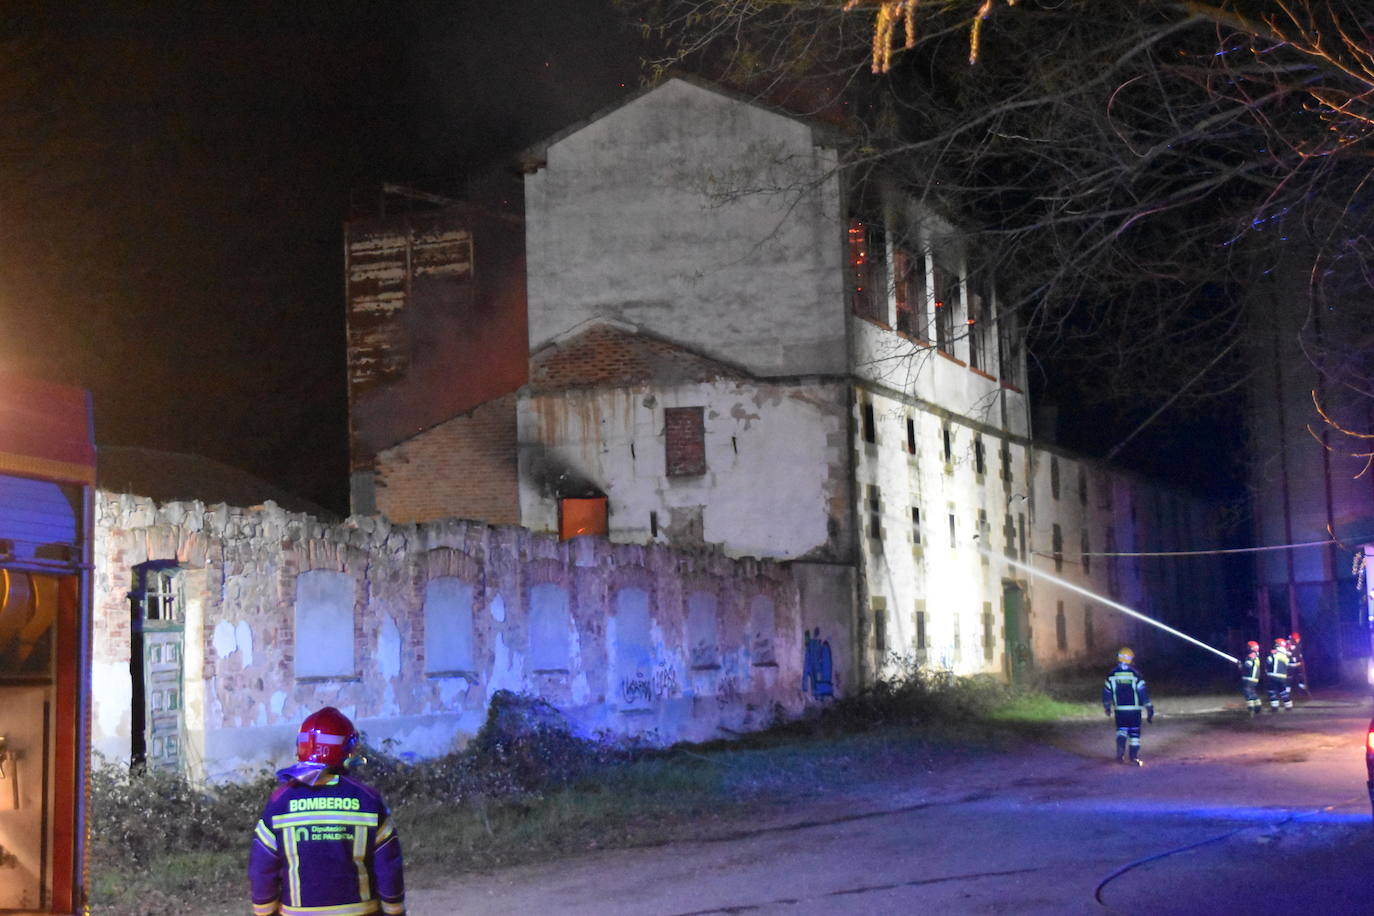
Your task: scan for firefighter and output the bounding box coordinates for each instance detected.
[1103,647,1154,766]
[1287,631,1308,697]
[1239,640,1262,716]
[250,706,407,916]
[1266,637,1292,712]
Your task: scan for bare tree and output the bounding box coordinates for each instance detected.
[626,0,1374,419]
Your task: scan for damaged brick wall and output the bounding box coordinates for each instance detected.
[92,492,818,782]
[375,393,521,525]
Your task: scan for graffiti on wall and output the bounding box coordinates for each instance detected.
[802,628,834,698]
[620,661,680,707]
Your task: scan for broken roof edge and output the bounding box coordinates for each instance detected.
[516,72,851,172]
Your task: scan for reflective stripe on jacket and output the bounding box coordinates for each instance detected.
[1266,649,1290,681]
[1103,664,1153,713]
[249,772,405,916]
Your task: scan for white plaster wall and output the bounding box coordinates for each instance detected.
[850,317,1028,438]
[856,386,1026,677]
[519,378,848,560]
[525,78,847,378]
[854,378,1222,679]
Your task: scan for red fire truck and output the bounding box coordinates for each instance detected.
[0,374,95,913]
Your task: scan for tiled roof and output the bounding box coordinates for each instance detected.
[527,323,750,394]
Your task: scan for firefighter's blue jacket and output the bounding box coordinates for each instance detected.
[250,763,406,916]
[1102,664,1153,716]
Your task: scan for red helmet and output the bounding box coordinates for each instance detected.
[1289,632,1301,643]
[1246,640,1259,651]
[296,706,359,769]
[1274,637,1288,649]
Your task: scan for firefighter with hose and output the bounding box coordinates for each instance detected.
[1239,640,1262,717]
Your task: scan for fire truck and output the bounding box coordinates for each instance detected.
[0,374,95,913]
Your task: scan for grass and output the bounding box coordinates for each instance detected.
[85,665,1170,914]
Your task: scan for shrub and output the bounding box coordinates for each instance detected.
[88,756,275,869]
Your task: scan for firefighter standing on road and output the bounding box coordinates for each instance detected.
[250,706,407,916]
[1103,647,1154,766]
[1239,640,1262,717]
[1287,631,1308,697]
[1265,637,1293,712]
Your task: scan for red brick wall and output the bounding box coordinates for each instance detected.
[375,394,520,525]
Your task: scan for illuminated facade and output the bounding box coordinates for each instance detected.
[511,77,1224,685]
[351,77,1226,691]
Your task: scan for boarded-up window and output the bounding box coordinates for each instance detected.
[294,570,354,679]
[686,591,719,669]
[749,595,777,666]
[424,577,475,675]
[529,583,572,672]
[664,407,706,477]
[614,587,654,709]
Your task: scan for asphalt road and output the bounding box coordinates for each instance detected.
[410,690,1374,915]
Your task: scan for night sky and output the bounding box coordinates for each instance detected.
[0,2,1244,518]
[0,2,645,514]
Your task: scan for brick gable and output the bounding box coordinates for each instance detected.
[528,323,749,393]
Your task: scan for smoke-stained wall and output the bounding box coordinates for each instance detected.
[92,493,815,782]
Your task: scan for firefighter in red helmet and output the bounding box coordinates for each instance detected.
[1239,640,1262,717]
[249,707,407,915]
[1287,631,1308,697]
[1266,638,1293,712]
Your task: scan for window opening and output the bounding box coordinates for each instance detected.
[982,603,995,662]
[1052,524,1064,572]
[874,605,887,657]
[906,417,916,454]
[1078,469,1088,506]
[911,506,922,546]
[1050,457,1061,500]
[915,603,927,653]
[932,257,959,353]
[862,401,876,444]
[847,218,888,323]
[893,247,926,337]
[973,436,986,477]
[665,406,706,477]
[1084,605,1096,652]
[1081,529,1091,574]
[947,512,956,547]
[967,279,989,370]
[1055,601,1067,652]
[997,308,1019,383]
[867,486,883,546]
[941,423,952,464]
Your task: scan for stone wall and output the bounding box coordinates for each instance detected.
[93,493,815,781]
